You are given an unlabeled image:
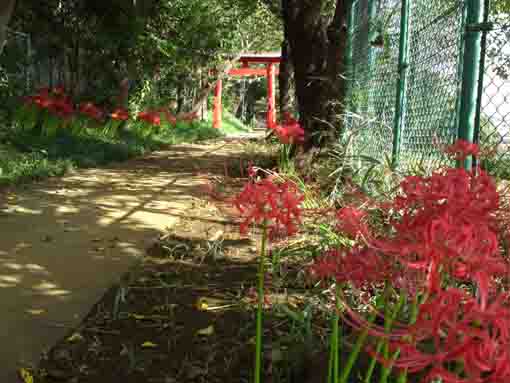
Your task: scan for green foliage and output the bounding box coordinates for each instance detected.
[6,0,282,112]
[205,109,253,135]
[494,0,510,13]
[0,117,224,186]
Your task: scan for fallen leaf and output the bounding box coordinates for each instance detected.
[141,341,158,348]
[63,226,80,233]
[195,297,209,311]
[26,309,45,315]
[196,325,215,336]
[67,332,84,343]
[129,313,147,320]
[18,368,34,383]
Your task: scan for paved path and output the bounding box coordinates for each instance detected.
[0,140,246,382]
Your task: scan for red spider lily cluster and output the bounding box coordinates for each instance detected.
[269,112,305,145]
[78,102,103,121]
[233,178,304,240]
[445,138,480,160]
[110,107,130,121]
[21,86,204,134]
[311,140,510,383]
[138,110,161,126]
[24,87,74,119]
[157,109,199,126]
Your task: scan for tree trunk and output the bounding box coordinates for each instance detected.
[0,0,16,55]
[279,37,295,117]
[187,49,249,117]
[244,81,260,123]
[282,0,349,150]
[176,76,185,113]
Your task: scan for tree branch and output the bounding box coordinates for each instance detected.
[0,0,17,55]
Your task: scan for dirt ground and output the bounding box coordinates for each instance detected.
[0,138,273,382]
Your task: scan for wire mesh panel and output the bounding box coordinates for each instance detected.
[400,0,464,168]
[344,0,465,171]
[478,9,510,178]
[345,0,401,165]
[347,0,400,160]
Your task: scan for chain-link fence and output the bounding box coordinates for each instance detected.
[478,8,510,178]
[345,0,401,168]
[344,0,510,177]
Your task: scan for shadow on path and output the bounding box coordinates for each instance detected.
[0,141,249,381]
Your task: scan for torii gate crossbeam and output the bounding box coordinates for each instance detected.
[213,52,281,130]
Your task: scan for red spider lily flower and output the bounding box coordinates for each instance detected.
[23,89,75,118]
[386,289,510,382]
[269,113,305,145]
[79,102,103,121]
[247,162,258,178]
[110,108,129,121]
[138,111,161,126]
[272,121,305,145]
[161,110,177,125]
[48,97,74,118]
[33,94,54,109]
[364,163,504,299]
[335,206,370,239]
[310,247,394,289]
[332,289,510,382]
[24,89,55,110]
[310,139,510,382]
[233,179,303,239]
[445,139,480,160]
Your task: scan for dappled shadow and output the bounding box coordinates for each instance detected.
[0,140,251,381]
[37,232,283,383]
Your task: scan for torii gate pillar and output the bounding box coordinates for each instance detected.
[266,63,276,128]
[213,79,223,129]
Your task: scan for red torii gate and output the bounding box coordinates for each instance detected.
[213,52,281,129]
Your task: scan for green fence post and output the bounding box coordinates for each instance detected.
[344,1,356,134]
[366,0,378,107]
[367,0,378,67]
[473,0,491,145]
[391,0,411,168]
[458,0,484,169]
[345,0,356,78]
[453,4,468,151]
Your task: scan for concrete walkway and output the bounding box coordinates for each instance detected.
[0,140,244,382]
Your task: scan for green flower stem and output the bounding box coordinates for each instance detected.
[328,284,342,383]
[397,294,420,383]
[340,310,377,383]
[254,222,268,383]
[335,312,341,383]
[379,293,407,383]
[328,308,339,383]
[364,285,392,383]
[364,338,384,383]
